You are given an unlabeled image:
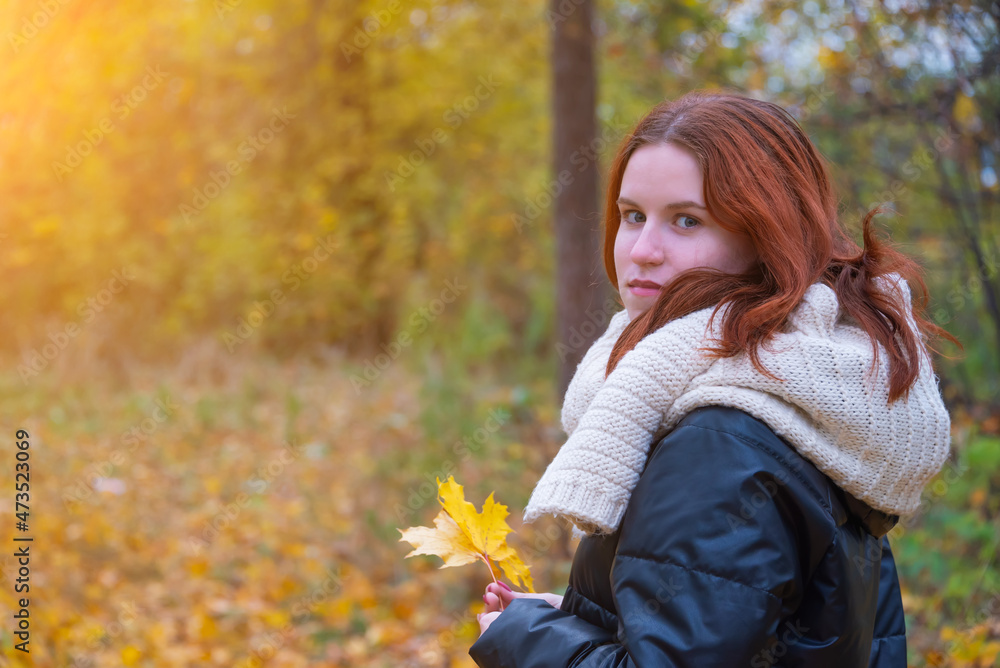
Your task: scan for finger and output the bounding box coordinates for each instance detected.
[483,591,502,612]
[487,582,515,596]
[478,610,500,635]
[485,593,509,612]
[487,583,520,605]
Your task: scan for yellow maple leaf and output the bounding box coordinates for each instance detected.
[438,476,512,557]
[399,476,534,592]
[398,509,480,568]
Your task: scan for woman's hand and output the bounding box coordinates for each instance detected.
[477,581,564,635]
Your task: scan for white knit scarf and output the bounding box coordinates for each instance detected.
[523,274,951,535]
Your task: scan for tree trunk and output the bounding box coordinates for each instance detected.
[551,0,605,403]
[333,0,394,354]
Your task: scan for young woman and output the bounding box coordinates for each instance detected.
[469,90,954,667]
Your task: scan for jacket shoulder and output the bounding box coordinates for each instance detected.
[615,405,845,615]
[651,405,843,523]
[663,406,898,538]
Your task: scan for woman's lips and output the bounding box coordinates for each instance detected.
[627,280,661,297]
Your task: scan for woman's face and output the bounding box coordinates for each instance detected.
[613,142,758,320]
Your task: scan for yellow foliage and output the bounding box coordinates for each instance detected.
[399,476,535,592]
[953,93,979,130]
[121,645,143,665]
[817,46,847,74]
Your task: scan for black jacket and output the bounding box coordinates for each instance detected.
[470,406,907,667]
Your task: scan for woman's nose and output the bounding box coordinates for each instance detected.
[630,224,664,265]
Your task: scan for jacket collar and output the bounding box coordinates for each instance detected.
[836,486,899,539]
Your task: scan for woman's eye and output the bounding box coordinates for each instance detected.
[676,215,699,229]
[622,210,646,224]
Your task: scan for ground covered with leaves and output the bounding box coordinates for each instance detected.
[0,349,997,667]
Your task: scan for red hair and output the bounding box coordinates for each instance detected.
[603,90,957,403]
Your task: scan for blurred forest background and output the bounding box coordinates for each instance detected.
[0,0,998,666]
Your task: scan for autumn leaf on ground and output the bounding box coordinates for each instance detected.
[399,476,535,593]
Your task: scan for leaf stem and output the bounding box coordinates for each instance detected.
[479,553,504,611]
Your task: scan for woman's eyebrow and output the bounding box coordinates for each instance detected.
[616,196,707,210]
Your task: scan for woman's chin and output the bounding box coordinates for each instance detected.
[622,298,651,321]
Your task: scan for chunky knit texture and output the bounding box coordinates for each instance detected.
[523,274,952,535]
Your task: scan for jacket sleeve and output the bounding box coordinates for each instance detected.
[469,597,618,667]
[470,420,831,668]
[868,536,907,667]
